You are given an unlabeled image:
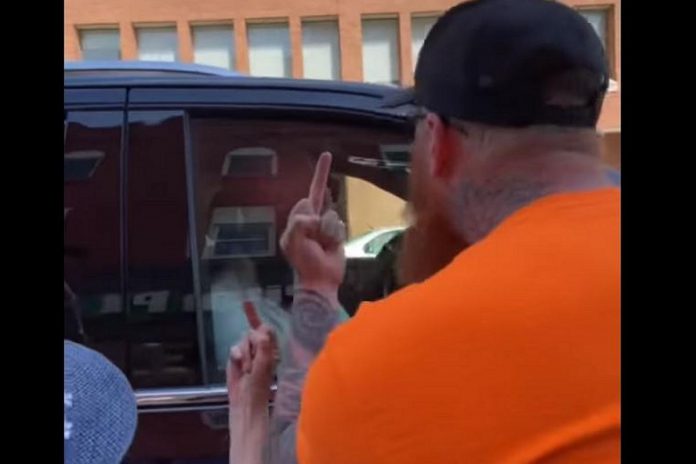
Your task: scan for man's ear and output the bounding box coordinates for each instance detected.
[425,113,458,181]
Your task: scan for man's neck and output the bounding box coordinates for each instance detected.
[455,152,614,243]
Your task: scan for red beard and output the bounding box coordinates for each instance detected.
[396,209,470,287]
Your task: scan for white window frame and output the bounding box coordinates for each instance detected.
[79,28,121,61]
[221,147,278,177]
[246,21,292,78]
[577,8,618,91]
[361,16,401,86]
[192,24,236,70]
[136,26,179,62]
[203,206,277,259]
[578,8,609,48]
[410,15,439,71]
[301,18,341,80]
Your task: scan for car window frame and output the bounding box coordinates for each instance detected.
[66,81,413,411]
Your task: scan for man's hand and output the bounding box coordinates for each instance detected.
[280,152,347,298]
[269,153,348,463]
[227,325,277,410]
[227,303,279,464]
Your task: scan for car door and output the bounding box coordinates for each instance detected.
[67,82,413,464]
[122,108,227,463]
[64,87,127,364]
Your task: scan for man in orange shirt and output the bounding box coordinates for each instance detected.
[228,0,620,462]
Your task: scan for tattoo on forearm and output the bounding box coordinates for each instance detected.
[291,290,340,353]
[273,368,304,421]
[269,289,341,464]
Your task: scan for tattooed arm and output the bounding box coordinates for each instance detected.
[270,288,342,464]
[272,152,348,463]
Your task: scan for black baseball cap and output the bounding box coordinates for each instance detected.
[387,0,609,128]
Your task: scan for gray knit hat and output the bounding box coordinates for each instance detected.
[64,341,138,464]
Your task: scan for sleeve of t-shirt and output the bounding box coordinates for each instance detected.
[295,329,369,464]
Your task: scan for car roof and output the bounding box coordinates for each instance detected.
[64,62,415,118]
[65,60,243,78]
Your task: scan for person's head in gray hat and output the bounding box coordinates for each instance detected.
[64,341,137,464]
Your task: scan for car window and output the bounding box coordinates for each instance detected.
[188,115,410,383]
[126,111,202,389]
[64,111,124,366]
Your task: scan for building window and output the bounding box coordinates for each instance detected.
[193,25,235,70]
[302,19,340,80]
[579,9,608,50]
[222,147,278,177]
[204,207,277,259]
[579,8,617,84]
[80,29,120,61]
[137,26,178,62]
[247,22,291,78]
[361,17,400,85]
[411,15,438,71]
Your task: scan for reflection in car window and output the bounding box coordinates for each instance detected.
[190,116,410,383]
[126,111,202,389]
[364,230,400,255]
[64,111,124,366]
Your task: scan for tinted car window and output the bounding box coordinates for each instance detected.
[189,115,410,383]
[126,111,202,389]
[64,111,124,366]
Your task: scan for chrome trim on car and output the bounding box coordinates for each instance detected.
[135,385,277,413]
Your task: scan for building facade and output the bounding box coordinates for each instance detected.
[65,0,621,163]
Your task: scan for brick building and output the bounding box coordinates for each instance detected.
[64,0,621,164]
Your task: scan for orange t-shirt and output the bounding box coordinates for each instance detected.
[297,188,620,464]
